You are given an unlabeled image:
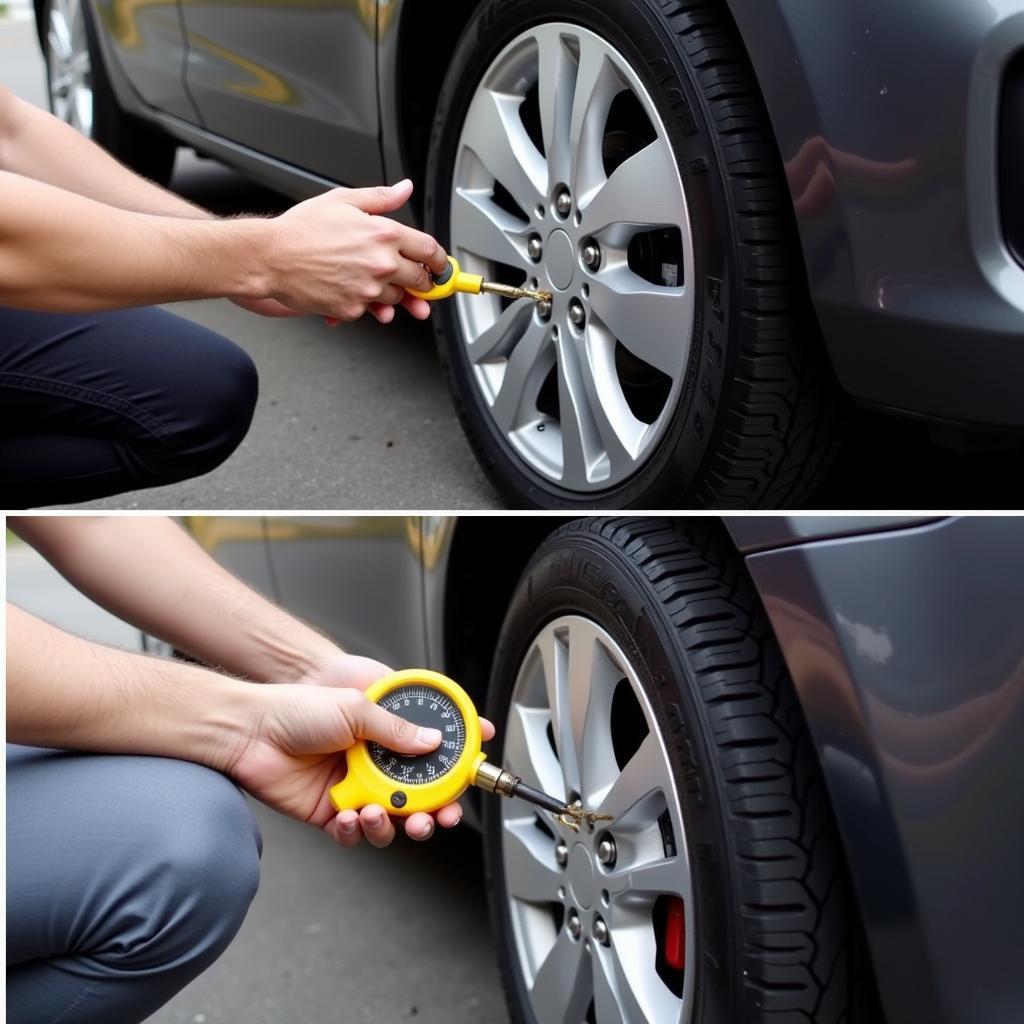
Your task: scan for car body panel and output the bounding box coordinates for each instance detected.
[727,0,1024,427]
[90,0,197,120]
[184,515,278,595]
[744,517,1024,1024]
[262,516,431,668]
[725,515,940,554]
[179,0,383,183]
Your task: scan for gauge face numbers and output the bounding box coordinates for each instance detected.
[368,685,467,785]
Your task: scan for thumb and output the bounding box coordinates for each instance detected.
[341,178,414,215]
[348,696,442,755]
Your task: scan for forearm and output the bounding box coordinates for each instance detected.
[6,604,258,772]
[0,171,269,310]
[0,89,208,218]
[10,516,339,682]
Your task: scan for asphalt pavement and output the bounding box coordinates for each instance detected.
[3,13,1023,510]
[6,540,510,1024]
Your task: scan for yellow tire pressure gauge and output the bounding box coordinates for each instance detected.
[328,670,612,830]
[329,670,484,816]
[405,256,551,304]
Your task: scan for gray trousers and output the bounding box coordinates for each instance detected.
[6,744,262,1024]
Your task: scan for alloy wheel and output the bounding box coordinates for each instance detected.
[500,614,694,1023]
[47,0,94,136]
[451,24,695,492]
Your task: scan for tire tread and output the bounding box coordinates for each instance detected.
[655,0,846,508]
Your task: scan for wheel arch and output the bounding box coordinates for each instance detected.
[440,516,573,714]
[384,0,483,218]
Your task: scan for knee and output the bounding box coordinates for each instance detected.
[171,335,259,477]
[112,760,262,974]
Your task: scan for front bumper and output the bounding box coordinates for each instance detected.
[730,0,1024,429]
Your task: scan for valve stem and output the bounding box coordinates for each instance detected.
[480,281,552,303]
[473,761,611,831]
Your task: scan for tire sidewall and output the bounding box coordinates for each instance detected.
[484,528,738,1023]
[426,0,738,509]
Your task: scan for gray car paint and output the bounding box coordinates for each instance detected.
[744,517,1024,1024]
[726,0,1024,427]
[75,0,1024,430]
[179,0,384,184]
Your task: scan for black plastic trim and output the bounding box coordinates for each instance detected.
[1000,50,1024,267]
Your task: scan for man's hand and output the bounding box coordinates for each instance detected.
[265,180,445,324]
[292,651,497,847]
[230,683,494,849]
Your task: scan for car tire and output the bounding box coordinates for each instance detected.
[425,0,844,509]
[43,0,177,184]
[483,518,863,1023]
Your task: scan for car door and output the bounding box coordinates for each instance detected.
[94,0,197,120]
[263,516,431,669]
[179,0,384,183]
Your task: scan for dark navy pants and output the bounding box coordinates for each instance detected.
[0,306,258,507]
[6,745,263,1024]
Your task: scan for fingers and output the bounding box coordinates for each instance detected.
[359,804,396,848]
[480,717,496,742]
[404,812,435,841]
[400,294,432,320]
[435,802,463,829]
[340,178,414,215]
[386,257,433,293]
[369,303,395,325]
[325,808,364,848]
[375,283,406,306]
[343,691,443,755]
[393,222,449,276]
[327,803,466,849]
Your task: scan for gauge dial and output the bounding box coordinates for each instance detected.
[368,684,467,785]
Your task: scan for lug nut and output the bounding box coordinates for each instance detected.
[567,910,582,940]
[597,838,616,866]
[554,841,568,867]
[527,235,543,261]
[582,242,601,269]
[555,188,572,217]
[593,915,609,945]
[568,299,585,327]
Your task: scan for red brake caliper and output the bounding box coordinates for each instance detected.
[664,897,686,970]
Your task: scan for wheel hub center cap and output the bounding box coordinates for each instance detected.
[568,843,596,908]
[545,230,575,290]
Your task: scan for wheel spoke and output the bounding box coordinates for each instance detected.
[489,319,553,433]
[595,731,664,823]
[555,336,599,488]
[577,324,648,475]
[588,268,691,380]
[592,944,649,1024]
[564,622,621,803]
[569,35,626,203]
[503,702,565,800]
[609,927,682,1024]
[529,928,590,1024]
[502,818,564,904]
[538,624,581,795]
[616,854,690,900]
[451,187,530,269]
[462,87,546,213]
[48,15,72,62]
[535,27,575,187]
[467,298,535,363]
[581,138,686,242]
